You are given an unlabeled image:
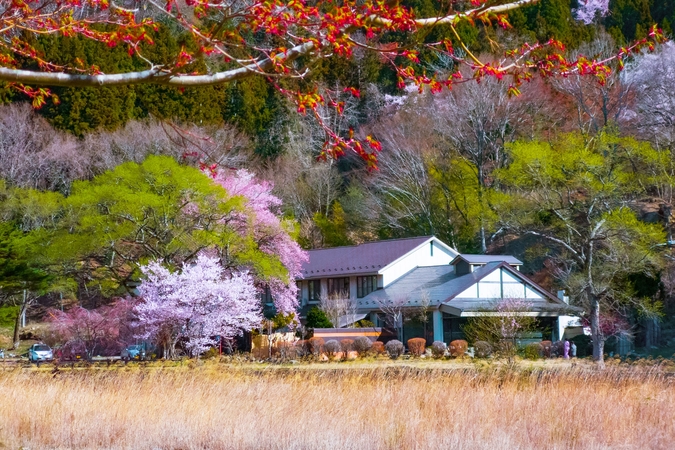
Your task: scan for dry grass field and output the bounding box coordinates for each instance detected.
[0,359,674,449]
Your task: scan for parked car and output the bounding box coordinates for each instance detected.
[28,343,53,363]
[120,344,146,361]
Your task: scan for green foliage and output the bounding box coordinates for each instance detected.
[312,202,352,248]
[0,305,19,330]
[305,307,333,329]
[0,222,51,299]
[523,342,542,360]
[497,132,668,358]
[508,0,594,47]
[271,312,296,330]
[429,157,509,252]
[2,156,290,299]
[604,0,653,43]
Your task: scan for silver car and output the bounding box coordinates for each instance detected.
[28,343,53,362]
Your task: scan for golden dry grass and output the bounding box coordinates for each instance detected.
[0,360,674,449]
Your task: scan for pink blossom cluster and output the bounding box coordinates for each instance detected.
[496,298,532,339]
[212,169,308,314]
[574,0,610,24]
[135,254,262,356]
[46,299,135,356]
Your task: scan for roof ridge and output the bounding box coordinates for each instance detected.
[306,235,432,252]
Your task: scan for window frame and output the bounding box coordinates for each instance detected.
[356,275,378,298]
[308,279,321,303]
[327,277,350,296]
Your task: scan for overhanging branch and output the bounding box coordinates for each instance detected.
[0,0,539,87]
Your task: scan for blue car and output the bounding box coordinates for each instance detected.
[120,345,146,361]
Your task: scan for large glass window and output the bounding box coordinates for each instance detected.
[357,275,378,298]
[327,277,350,296]
[308,280,321,303]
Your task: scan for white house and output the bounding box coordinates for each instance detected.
[296,236,579,344]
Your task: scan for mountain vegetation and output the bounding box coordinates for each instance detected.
[0,0,673,363]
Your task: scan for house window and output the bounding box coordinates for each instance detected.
[308,280,321,303]
[327,277,350,296]
[260,285,273,305]
[430,241,434,256]
[357,275,378,298]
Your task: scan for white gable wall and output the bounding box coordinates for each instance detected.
[454,267,545,300]
[380,238,458,287]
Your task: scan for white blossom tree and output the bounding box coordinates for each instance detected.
[135,254,261,357]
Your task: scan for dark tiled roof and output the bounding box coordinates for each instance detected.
[301,236,432,278]
[357,265,458,309]
[452,254,523,265]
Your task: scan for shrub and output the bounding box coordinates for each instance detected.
[407,338,426,357]
[324,340,341,360]
[385,340,404,359]
[449,340,468,358]
[294,340,309,357]
[341,339,354,354]
[431,341,446,359]
[474,341,493,358]
[371,341,385,355]
[524,342,542,360]
[551,341,564,357]
[202,347,219,359]
[308,337,324,357]
[539,340,552,358]
[353,336,373,356]
[496,341,516,357]
[306,307,333,328]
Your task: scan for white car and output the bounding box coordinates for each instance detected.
[28,343,53,363]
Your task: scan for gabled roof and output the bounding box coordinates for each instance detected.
[358,261,579,316]
[451,254,523,266]
[300,236,437,279]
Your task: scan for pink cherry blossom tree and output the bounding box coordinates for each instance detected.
[212,169,308,315]
[135,254,261,358]
[45,298,135,358]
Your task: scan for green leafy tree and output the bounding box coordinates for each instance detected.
[0,222,52,347]
[496,133,666,364]
[12,156,295,302]
[312,202,352,248]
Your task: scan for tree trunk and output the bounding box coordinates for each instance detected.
[12,293,29,350]
[12,310,21,350]
[589,296,605,365]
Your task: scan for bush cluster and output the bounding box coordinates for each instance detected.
[449,340,468,358]
[385,340,404,359]
[308,337,324,356]
[474,341,493,358]
[407,338,426,357]
[341,339,354,355]
[431,341,446,359]
[353,336,373,356]
[371,341,385,355]
[324,340,341,359]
